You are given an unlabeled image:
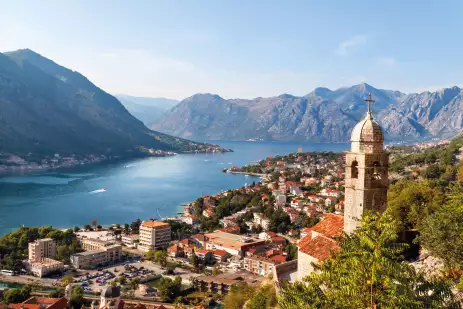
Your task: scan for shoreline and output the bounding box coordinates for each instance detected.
[223,170,266,177]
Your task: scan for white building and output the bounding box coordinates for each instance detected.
[28,238,56,262]
[138,221,171,252]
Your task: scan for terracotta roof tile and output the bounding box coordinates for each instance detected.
[310,213,344,238]
[298,235,339,261]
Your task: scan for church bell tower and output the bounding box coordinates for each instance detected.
[344,94,389,234]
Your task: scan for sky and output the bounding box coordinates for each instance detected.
[1,0,463,100]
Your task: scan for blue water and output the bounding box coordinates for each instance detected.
[0,141,348,236]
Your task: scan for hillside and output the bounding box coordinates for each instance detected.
[115,95,178,126]
[152,84,463,142]
[0,49,217,161]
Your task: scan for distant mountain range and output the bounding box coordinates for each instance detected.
[0,49,215,159]
[151,84,463,142]
[115,95,178,126]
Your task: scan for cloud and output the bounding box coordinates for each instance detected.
[336,35,368,56]
[377,57,397,66]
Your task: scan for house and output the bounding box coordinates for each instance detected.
[319,188,341,198]
[218,226,241,234]
[167,245,182,258]
[258,231,277,240]
[6,297,67,309]
[325,197,337,207]
[297,214,344,280]
[212,250,230,263]
[182,216,199,225]
[270,237,286,247]
[275,194,287,205]
[190,234,209,249]
[194,249,213,264]
[290,199,303,209]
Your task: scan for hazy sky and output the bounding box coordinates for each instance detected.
[1,0,462,100]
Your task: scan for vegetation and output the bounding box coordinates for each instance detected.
[419,182,463,270]
[0,226,81,272]
[2,286,31,304]
[223,283,277,309]
[279,211,460,309]
[156,276,182,302]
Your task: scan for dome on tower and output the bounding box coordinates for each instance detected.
[101,286,121,298]
[350,114,384,143]
[350,93,384,153]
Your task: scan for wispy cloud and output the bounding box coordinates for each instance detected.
[377,56,397,66]
[336,35,368,56]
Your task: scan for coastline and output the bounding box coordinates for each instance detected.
[223,170,266,177]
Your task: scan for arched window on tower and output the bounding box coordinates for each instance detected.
[372,161,381,180]
[351,160,358,179]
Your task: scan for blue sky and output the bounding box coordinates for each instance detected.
[1,0,462,99]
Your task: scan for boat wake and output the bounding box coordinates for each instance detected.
[89,188,107,194]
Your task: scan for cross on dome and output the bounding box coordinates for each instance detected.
[364,93,375,117]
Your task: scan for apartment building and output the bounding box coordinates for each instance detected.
[70,239,122,269]
[138,221,171,252]
[243,256,282,277]
[28,238,56,262]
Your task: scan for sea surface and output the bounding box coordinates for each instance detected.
[0,141,349,236]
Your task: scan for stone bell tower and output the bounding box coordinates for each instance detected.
[344,93,389,234]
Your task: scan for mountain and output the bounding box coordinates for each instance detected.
[115,95,178,126]
[0,49,216,159]
[152,84,463,142]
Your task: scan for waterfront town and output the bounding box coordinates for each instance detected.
[1,103,463,308]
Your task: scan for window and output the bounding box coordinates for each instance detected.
[372,161,381,179]
[351,160,359,179]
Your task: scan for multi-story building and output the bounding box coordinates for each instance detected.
[243,256,282,277]
[28,238,56,262]
[29,258,64,277]
[70,239,122,269]
[137,221,171,252]
[121,234,139,248]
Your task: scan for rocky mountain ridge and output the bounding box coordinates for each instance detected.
[152,83,463,142]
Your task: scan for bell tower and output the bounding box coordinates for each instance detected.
[344,93,389,234]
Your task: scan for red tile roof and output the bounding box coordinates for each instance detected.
[310,213,344,238]
[270,255,287,263]
[298,235,339,261]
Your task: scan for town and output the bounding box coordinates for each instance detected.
[1,110,462,308]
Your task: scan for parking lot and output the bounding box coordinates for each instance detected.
[69,261,160,293]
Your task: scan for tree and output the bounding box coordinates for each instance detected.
[145,249,156,261]
[61,274,74,286]
[69,286,84,309]
[123,224,130,234]
[130,219,142,234]
[279,211,459,309]
[57,245,71,262]
[118,275,127,285]
[248,284,277,309]
[83,224,92,231]
[3,286,31,304]
[73,226,80,233]
[128,278,140,297]
[423,164,443,179]
[387,179,444,230]
[419,182,463,270]
[154,250,168,268]
[223,283,256,309]
[48,287,65,298]
[156,277,182,302]
[190,251,198,268]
